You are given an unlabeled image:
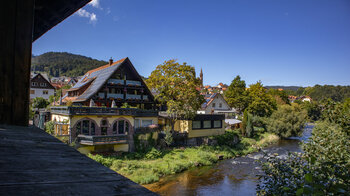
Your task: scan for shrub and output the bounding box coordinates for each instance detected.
[213,129,239,147]
[265,104,307,138]
[257,121,350,195]
[145,148,162,159]
[45,121,55,135]
[164,126,173,147]
[245,113,254,138]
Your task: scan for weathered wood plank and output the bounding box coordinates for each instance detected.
[0,126,157,195]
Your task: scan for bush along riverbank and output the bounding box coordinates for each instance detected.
[88,129,279,185]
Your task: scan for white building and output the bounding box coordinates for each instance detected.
[197,93,236,118]
[30,73,55,100]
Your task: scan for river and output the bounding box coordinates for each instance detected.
[144,124,313,196]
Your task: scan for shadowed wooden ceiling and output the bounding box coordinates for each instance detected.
[33,0,91,41]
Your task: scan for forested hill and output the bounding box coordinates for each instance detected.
[265,86,301,91]
[31,52,107,77]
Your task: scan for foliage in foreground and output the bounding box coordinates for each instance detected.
[265,104,307,138]
[89,131,279,184]
[257,121,350,195]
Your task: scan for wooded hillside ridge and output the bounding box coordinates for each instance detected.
[31,52,107,77]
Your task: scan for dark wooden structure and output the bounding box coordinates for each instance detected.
[0,0,91,126]
[0,125,156,195]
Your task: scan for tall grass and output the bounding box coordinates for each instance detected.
[88,131,279,185]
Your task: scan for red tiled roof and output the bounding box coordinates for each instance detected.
[86,58,127,75]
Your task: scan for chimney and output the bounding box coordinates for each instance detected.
[109,57,113,65]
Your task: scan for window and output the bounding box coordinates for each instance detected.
[203,121,211,128]
[214,120,222,128]
[113,120,130,135]
[43,90,48,95]
[212,103,216,108]
[134,119,140,128]
[75,119,96,136]
[219,103,222,108]
[30,90,35,94]
[32,82,38,86]
[192,121,201,129]
[40,83,47,87]
[118,120,125,134]
[142,120,153,127]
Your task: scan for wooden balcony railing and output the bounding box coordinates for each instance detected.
[107,93,123,99]
[107,79,124,85]
[77,134,128,145]
[126,80,141,86]
[126,94,141,100]
[51,106,158,117]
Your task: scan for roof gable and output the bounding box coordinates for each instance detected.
[30,73,55,89]
[68,57,155,102]
[201,93,230,110]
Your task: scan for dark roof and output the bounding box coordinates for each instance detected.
[201,93,217,109]
[33,0,91,41]
[30,73,55,89]
[68,58,155,103]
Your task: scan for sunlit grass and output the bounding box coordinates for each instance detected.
[88,131,279,184]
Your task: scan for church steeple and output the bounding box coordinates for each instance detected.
[200,68,203,88]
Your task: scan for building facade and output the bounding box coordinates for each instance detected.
[30,73,55,100]
[197,93,236,118]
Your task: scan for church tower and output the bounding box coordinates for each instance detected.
[200,68,203,88]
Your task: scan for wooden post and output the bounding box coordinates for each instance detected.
[0,0,35,126]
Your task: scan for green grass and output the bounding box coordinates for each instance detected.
[88,131,279,185]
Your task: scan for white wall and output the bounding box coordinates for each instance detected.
[30,88,55,100]
[204,94,231,113]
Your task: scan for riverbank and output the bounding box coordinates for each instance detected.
[88,130,280,185]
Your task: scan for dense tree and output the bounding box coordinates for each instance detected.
[265,104,307,138]
[146,59,204,128]
[246,81,277,117]
[31,52,107,77]
[224,75,250,113]
[267,89,290,105]
[321,99,350,133]
[32,97,50,109]
[300,101,322,122]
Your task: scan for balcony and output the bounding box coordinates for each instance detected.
[126,94,141,100]
[77,134,128,145]
[51,106,158,117]
[107,93,123,99]
[126,80,141,86]
[107,79,124,85]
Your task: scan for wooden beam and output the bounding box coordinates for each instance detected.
[0,0,34,126]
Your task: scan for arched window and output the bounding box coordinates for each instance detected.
[75,119,96,137]
[112,119,130,135]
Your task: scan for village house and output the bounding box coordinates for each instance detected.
[51,57,159,153]
[30,73,55,100]
[197,93,236,118]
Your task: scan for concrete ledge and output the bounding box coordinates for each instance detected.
[0,125,157,195]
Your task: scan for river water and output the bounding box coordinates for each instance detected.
[145,125,313,196]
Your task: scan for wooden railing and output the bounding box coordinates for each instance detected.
[51,106,158,117]
[107,79,124,85]
[77,134,128,145]
[126,80,141,86]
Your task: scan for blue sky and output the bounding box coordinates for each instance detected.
[32,0,350,87]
